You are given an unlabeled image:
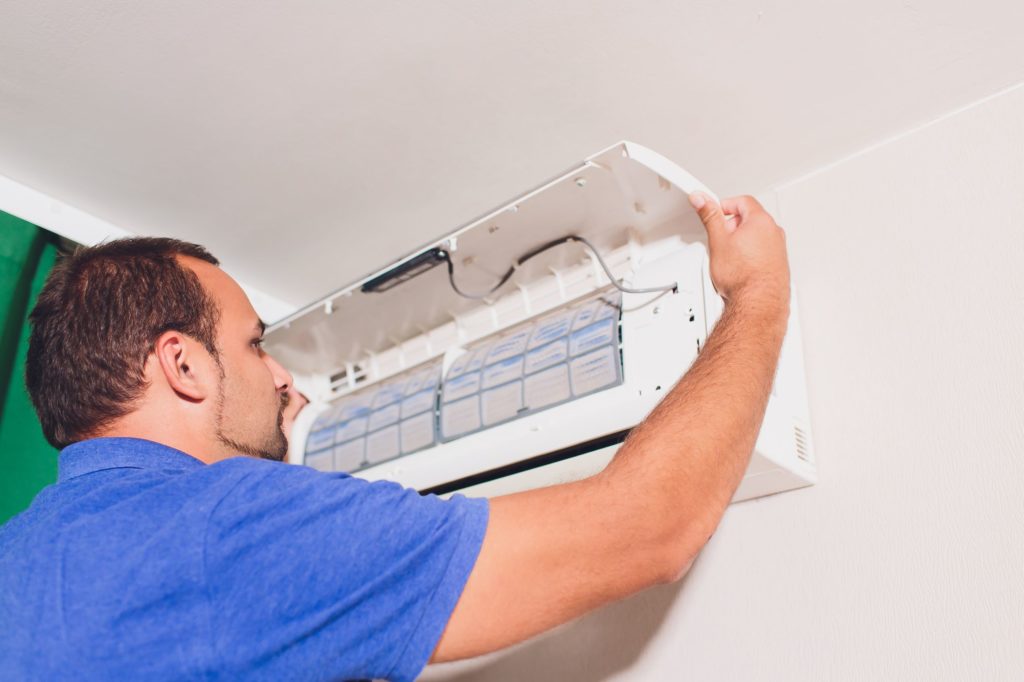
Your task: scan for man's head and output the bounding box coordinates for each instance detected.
[26,237,293,462]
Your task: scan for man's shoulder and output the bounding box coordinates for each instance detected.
[212,455,343,476]
[205,456,358,494]
[199,458,392,533]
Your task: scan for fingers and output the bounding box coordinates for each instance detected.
[286,387,308,418]
[281,387,309,440]
[720,195,764,222]
[688,192,730,244]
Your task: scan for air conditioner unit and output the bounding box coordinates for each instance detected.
[265,141,815,501]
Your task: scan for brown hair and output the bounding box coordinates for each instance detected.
[26,237,221,449]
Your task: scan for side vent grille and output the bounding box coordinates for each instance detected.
[329,363,367,393]
[794,424,811,462]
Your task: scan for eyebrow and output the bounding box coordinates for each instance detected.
[254,320,267,336]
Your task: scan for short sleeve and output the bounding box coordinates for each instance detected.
[202,459,489,682]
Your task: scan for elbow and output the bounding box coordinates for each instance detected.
[660,554,697,584]
[655,543,700,585]
[653,518,718,585]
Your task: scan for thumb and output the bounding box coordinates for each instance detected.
[688,192,729,245]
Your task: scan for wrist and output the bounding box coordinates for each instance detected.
[725,284,790,331]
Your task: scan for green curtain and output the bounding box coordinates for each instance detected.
[0,211,60,523]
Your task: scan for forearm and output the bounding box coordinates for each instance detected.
[598,291,789,575]
[433,195,792,662]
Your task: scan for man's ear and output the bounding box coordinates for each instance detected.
[153,330,212,401]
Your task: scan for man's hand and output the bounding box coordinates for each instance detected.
[281,387,309,462]
[689,192,790,315]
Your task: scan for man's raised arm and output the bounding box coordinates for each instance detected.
[431,194,792,662]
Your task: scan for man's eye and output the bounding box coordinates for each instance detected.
[252,338,264,350]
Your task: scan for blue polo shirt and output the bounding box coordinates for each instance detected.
[0,437,489,681]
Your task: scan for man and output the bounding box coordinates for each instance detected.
[0,193,789,680]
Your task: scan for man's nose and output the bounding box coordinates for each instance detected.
[263,353,294,393]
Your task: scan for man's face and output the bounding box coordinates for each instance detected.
[184,258,293,460]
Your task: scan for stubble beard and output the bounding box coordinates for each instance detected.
[212,357,289,461]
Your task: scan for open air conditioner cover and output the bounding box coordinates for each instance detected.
[265,142,816,500]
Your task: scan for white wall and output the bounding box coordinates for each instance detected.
[423,85,1024,681]
[0,172,296,323]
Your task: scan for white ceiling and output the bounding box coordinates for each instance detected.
[2,0,1023,315]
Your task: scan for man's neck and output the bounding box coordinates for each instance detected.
[93,419,226,465]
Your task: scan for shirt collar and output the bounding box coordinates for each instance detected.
[58,437,206,482]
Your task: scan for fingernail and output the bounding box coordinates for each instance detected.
[688,192,706,210]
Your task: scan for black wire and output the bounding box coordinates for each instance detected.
[443,235,677,300]
[443,249,517,300]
